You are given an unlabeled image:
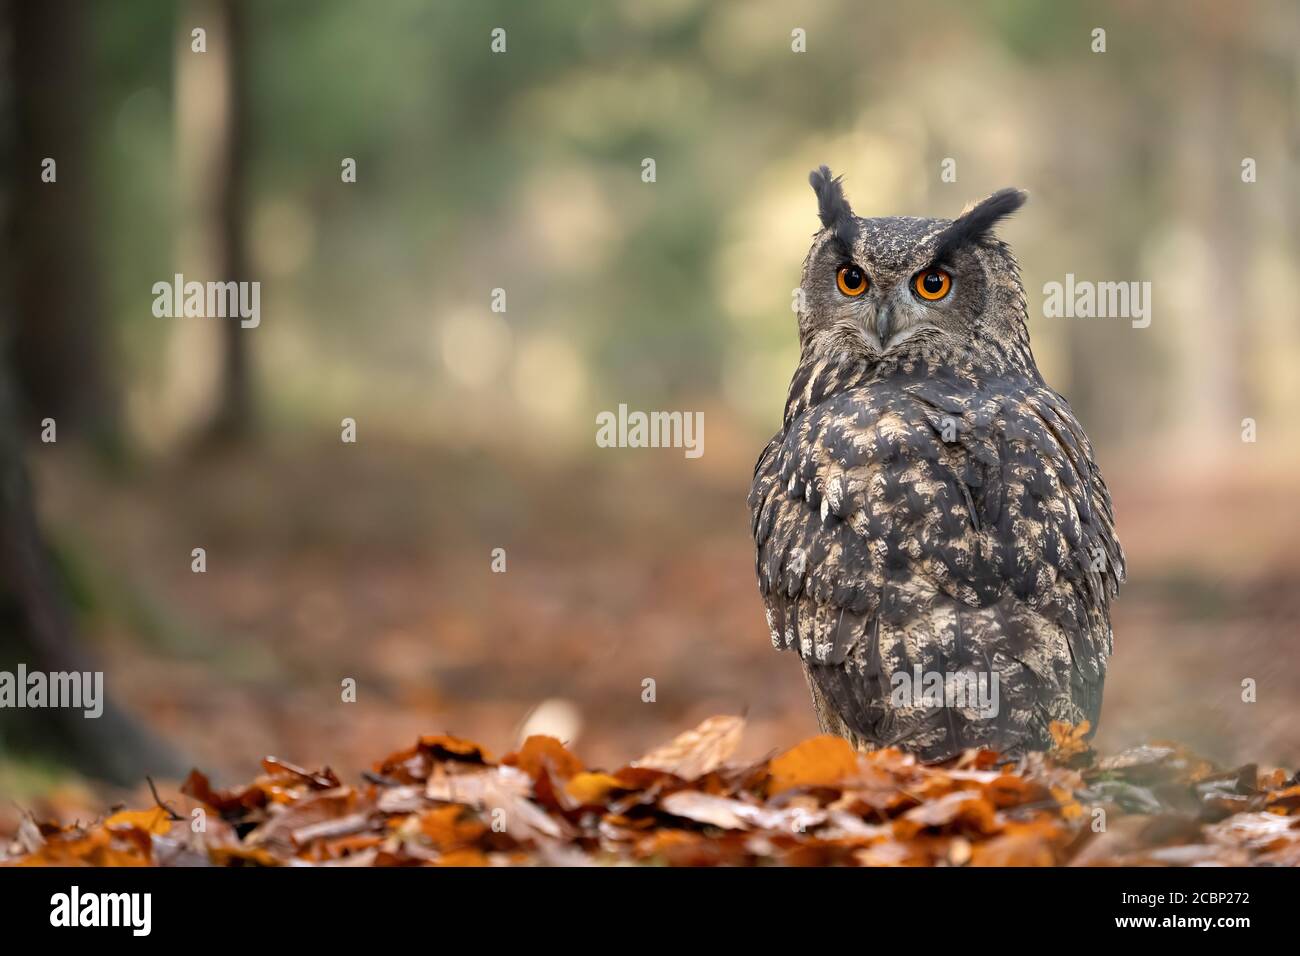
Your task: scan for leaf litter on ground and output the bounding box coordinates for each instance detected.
[4,716,1298,866]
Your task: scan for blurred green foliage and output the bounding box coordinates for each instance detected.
[86,0,1299,451]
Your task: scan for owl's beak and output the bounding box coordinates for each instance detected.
[874,304,893,346]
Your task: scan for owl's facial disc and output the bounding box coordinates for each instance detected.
[828,259,947,352]
[873,284,945,350]
[884,268,958,345]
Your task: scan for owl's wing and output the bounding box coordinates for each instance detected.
[749,372,1123,756]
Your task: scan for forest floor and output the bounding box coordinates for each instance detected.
[3,430,1299,838]
[7,716,1300,866]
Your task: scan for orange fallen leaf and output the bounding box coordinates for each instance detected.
[434,848,489,867]
[1049,720,1092,759]
[894,791,999,838]
[105,807,174,836]
[564,771,624,806]
[417,805,488,850]
[504,735,584,782]
[768,736,860,794]
[208,845,281,867]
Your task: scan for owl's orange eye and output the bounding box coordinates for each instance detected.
[914,269,952,301]
[836,264,868,297]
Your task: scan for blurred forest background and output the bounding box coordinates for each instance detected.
[1,0,1299,815]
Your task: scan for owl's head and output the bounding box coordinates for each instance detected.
[797,165,1032,372]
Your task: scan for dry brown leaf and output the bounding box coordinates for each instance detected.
[768,735,860,794]
[424,765,531,807]
[631,715,744,779]
[897,790,998,835]
[660,790,830,834]
[504,735,584,782]
[245,787,357,848]
[969,828,1059,866]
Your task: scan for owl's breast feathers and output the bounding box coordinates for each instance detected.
[749,354,1124,758]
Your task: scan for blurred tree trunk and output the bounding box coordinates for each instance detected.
[203,0,254,443]
[162,0,255,448]
[0,367,180,784]
[1,2,177,782]
[1204,37,1248,430]
[6,0,117,447]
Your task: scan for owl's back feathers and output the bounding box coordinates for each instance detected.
[749,351,1123,759]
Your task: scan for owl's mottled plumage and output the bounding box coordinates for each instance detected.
[749,167,1124,760]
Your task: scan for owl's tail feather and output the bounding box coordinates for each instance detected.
[802,595,1097,762]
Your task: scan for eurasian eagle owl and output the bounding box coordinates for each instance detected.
[749,167,1124,760]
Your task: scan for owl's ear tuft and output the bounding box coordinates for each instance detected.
[932,187,1027,263]
[809,165,857,247]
